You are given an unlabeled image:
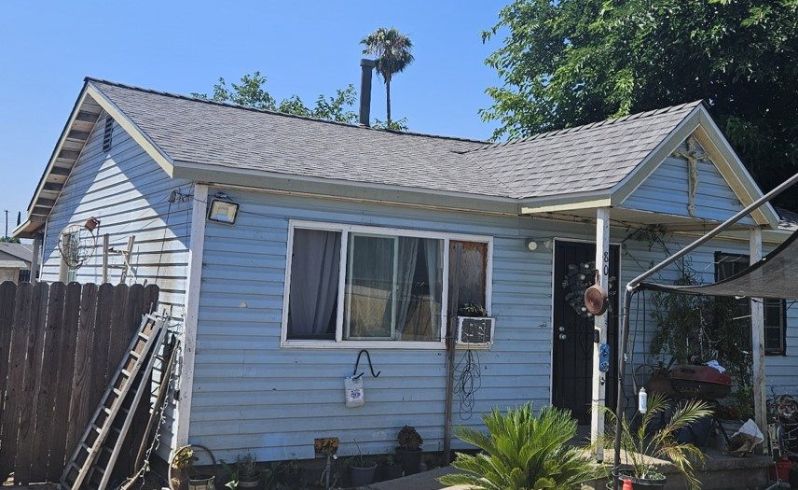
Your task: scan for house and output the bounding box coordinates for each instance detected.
[13,75,796,465]
[0,242,33,284]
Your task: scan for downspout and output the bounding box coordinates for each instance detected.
[612,171,798,489]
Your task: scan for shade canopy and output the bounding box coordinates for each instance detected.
[640,229,798,300]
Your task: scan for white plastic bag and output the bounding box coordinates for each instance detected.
[732,419,764,444]
[344,376,365,408]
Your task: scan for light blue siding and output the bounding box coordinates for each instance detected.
[192,188,797,462]
[40,112,193,315]
[38,111,193,454]
[193,189,561,461]
[621,154,754,225]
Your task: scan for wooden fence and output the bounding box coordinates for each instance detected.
[0,281,159,485]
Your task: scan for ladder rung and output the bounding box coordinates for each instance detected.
[122,369,132,378]
[113,388,123,396]
[138,332,150,341]
[130,350,141,360]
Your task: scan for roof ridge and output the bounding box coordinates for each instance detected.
[85,77,488,145]
[466,99,703,153]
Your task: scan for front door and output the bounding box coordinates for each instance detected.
[552,240,620,424]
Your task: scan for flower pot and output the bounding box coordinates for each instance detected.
[188,475,216,490]
[395,447,422,475]
[238,476,261,489]
[350,462,378,486]
[618,475,666,489]
[380,463,403,481]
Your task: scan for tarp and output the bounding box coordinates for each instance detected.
[640,229,798,300]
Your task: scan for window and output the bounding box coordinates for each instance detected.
[715,252,786,355]
[283,222,491,348]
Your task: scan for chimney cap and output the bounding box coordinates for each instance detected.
[360,58,377,68]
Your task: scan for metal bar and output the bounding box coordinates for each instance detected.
[627,171,798,291]
[612,289,636,490]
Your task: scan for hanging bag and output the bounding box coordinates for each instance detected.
[344,350,381,408]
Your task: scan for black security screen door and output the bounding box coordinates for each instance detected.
[552,241,620,424]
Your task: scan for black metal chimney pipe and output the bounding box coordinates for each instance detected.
[359,58,377,127]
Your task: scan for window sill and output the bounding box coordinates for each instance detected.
[281,339,447,350]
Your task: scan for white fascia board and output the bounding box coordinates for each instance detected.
[86,83,175,177]
[611,106,701,206]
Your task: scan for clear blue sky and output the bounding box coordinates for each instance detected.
[0,0,507,230]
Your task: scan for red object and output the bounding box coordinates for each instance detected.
[769,458,793,481]
[670,364,732,400]
[622,478,633,490]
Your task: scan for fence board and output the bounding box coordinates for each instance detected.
[46,282,81,481]
[15,282,49,485]
[0,282,18,476]
[32,282,64,480]
[0,281,159,484]
[64,283,98,463]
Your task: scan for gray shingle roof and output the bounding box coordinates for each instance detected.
[464,101,701,198]
[90,79,701,200]
[0,243,32,263]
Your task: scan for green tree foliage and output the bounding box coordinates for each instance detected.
[0,236,20,243]
[192,72,359,124]
[439,404,600,489]
[483,0,798,210]
[361,27,415,126]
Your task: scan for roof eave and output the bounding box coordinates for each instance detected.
[171,159,525,216]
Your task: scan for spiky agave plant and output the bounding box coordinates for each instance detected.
[598,394,712,489]
[439,404,601,489]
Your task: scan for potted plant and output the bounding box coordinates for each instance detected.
[379,454,403,481]
[395,426,423,475]
[170,445,217,490]
[440,404,600,489]
[236,454,261,489]
[349,440,377,486]
[599,394,713,489]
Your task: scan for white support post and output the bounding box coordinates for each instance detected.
[30,235,41,283]
[750,226,767,452]
[591,207,611,461]
[175,184,208,449]
[101,233,109,284]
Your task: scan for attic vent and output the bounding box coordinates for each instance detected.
[102,116,113,152]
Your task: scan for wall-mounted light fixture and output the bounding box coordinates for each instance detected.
[208,193,239,225]
[525,238,553,252]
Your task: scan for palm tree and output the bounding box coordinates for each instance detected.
[360,27,414,127]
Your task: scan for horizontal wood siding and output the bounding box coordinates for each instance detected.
[38,111,192,456]
[621,155,754,225]
[40,111,192,315]
[192,189,561,462]
[192,189,796,462]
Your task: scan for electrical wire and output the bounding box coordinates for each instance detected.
[453,349,481,421]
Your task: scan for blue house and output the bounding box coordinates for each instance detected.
[14,77,796,464]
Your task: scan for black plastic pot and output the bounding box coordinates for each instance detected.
[350,462,378,486]
[395,448,422,475]
[618,475,667,489]
[380,463,404,481]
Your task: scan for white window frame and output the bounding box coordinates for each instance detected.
[281,220,493,350]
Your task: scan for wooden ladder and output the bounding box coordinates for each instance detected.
[60,314,165,489]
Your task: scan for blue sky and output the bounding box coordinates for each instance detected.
[0,0,507,231]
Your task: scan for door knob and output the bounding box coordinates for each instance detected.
[559,333,567,341]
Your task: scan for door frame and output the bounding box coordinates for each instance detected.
[548,237,623,408]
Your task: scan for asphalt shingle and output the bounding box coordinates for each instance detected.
[90,79,700,200]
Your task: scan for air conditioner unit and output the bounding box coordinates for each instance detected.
[456,316,495,348]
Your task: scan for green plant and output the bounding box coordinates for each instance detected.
[361,27,414,126]
[351,439,372,467]
[598,394,712,489]
[237,453,259,481]
[439,404,600,489]
[397,426,423,450]
[221,460,239,489]
[458,303,487,317]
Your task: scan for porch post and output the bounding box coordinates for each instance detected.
[749,226,767,451]
[30,234,41,283]
[591,207,611,460]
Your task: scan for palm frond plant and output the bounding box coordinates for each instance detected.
[598,394,712,489]
[439,404,601,490]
